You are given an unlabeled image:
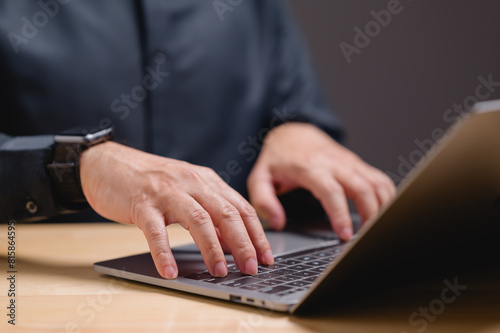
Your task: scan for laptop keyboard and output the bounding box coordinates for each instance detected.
[185,244,345,297]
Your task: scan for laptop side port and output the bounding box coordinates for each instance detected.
[246,298,255,304]
[230,295,242,303]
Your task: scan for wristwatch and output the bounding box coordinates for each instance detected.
[47,126,114,210]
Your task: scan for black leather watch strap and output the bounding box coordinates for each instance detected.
[47,143,87,206]
[47,127,114,211]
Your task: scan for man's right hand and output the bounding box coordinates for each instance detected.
[79,142,274,279]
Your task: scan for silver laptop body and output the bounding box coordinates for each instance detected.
[94,100,500,314]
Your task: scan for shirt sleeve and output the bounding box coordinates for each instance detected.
[267,0,344,142]
[0,134,65,222]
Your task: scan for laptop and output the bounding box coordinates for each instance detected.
[94,100,500,314]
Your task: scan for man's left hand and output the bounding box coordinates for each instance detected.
[247,123,396,241]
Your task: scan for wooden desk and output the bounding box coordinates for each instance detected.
[1,222,500,333]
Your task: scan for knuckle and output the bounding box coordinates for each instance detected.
[151,245,170,260]
[180,166,204,183]
[130,192,151,227]
[253,230,270,248]
[146,225,165,243]
[240,203,258,219]
[201,166,218,178]
[350,179,373,198]
[251,199,265,212]
[329,208,350,226]
[290,160,311,176]
[232,236,253,254]
[382,175,396,190]
[204,240,222,257]
[219,204,240,221]
[322,181,344,198]
[188,208,212,228]
[372,173,396,197]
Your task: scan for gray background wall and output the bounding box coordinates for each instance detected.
[288,0,500,180]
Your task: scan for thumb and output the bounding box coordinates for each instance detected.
[247,166,286,230]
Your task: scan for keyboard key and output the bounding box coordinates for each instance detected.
[303,277,318,283]
[296,255,317,261]
[274,269,296,275]
[184,273,210,280]
[288,264,315,271]
[280,259,303,265]
[308,260,329,266]
[253,273,280,279]
[274,275,302,282]
[226,265,238,272]
[227,277,261,286]
[308,267,326,274]
[314,248,342,257]
[260,263,287,270]
[241,284,266,291]
[259,279,283,286]
[260,285,295,294]
[257,267,272,274]
[288,280,312,287]
[277,290,299,297]
[292,271,318,278]
[203,272,245,284]
[221,280,247,288]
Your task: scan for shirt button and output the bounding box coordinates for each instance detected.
[26,201,38,214]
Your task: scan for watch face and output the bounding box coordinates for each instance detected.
[54,126,114,145]
[58,126,107,137]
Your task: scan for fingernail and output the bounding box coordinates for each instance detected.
[214,261,227,277]
[245,257,258,275]
[339,227,353,241]
[164,265,177,279]
[263,249,274,265]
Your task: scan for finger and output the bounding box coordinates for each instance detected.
[136,207,178,279]
[171,194,228,277]
[247,166,286,230]
[358,165,397,207]
[216,184,274,266]
[215,228,232,254]
[194,190,258,275]
[293,170,353,241]
[202,169,275,265]
[336,171,380,224]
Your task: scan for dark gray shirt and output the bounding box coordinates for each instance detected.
[0,0,342,222]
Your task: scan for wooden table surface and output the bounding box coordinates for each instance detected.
[1,222,500,333]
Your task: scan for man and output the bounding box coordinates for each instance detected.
[0,0,395,279]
